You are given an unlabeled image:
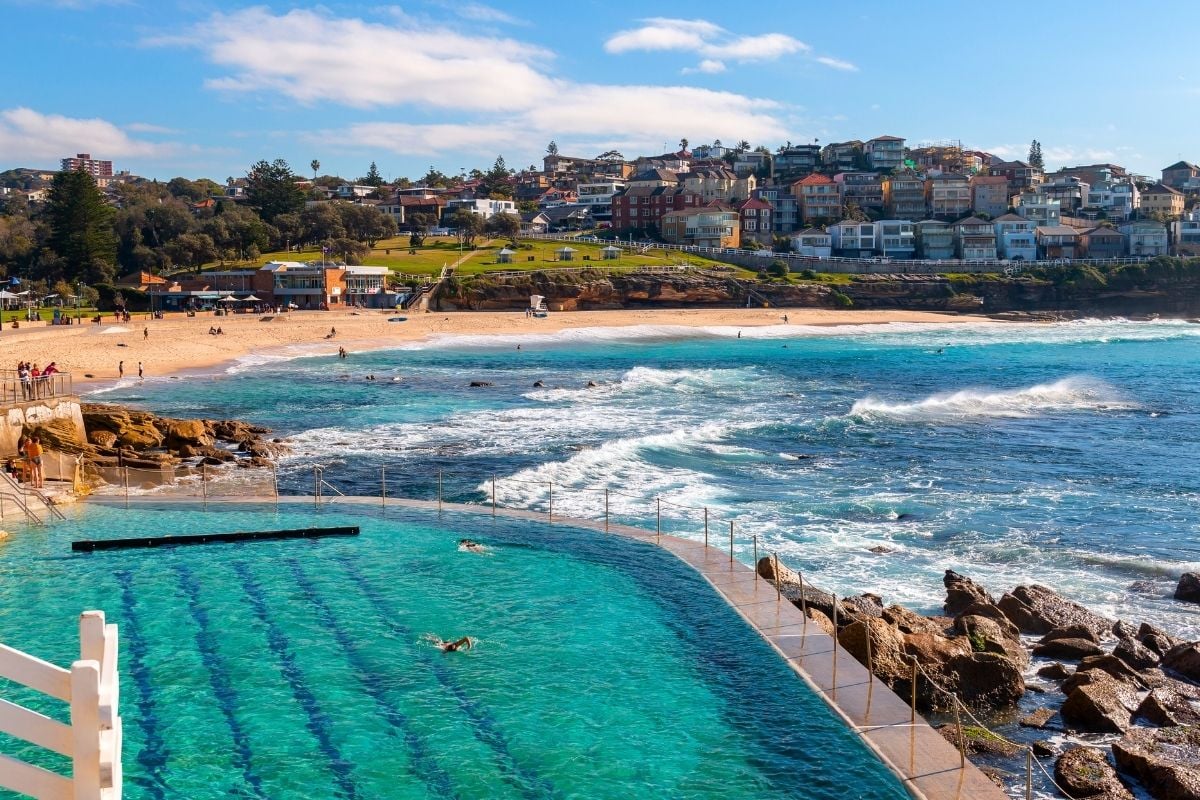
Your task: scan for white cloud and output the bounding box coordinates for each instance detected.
[682,59,727,75]
[443,2,526,25]
[164,8,795,160]
[605,17,807,61]
[125,122,178,134]
[0,107,175,163]
[815,56,858,72]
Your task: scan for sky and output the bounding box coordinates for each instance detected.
[2,0,1199,183]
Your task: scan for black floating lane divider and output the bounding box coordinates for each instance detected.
[233,562,361,800]
[73,526,359,552]
[114,570,169,800]
[175,565,269,800]
[337,555,560,800]
[284,559,459,799]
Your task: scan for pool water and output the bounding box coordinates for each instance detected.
[0,502,906,799]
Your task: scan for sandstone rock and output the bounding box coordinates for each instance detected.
[999,584,1114,638]
[955,614,1029,667]
[838,619,908,684]
[956,612,1021,642]
[1054,746,1134,800]
[755,557,837,619]
[1161,643,1200,683]
[881,604,946,636]
[1176,573,1200,605]
[1136,688,1200,728]
[839,594,884,622]
[1073,655,1150,691]
[937,723,1020,757]
[468,381,493,387]
[943,569,994,616]
[163,419,212,449]
[1033,637,1105,661]
[1042,624,1102,644]
[1039,662,1073,680]
[806,609,836,637]
[1114,636,1161,671]
[1140,623,1184,657]
[28,417,87,454]
[88,430,117,448]
[1061,671,1138,734]
[868,545,894,554]
[1032,739,1059,758]
[1112,726,1200,800]
[946,652,1025,709]
[1019,707,1057,729]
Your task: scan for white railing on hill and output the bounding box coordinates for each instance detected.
[0,611,122,800]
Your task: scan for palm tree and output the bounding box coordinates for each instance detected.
[310,159,320,180]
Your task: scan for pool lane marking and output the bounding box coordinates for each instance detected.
[232,562,361,800]
[338,555,561,800]
[283,558,459,799]
[113,570,168,800]
[175,565,269,800]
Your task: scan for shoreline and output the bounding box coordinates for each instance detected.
[3,307,997,390]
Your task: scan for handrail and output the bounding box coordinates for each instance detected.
[0,470,64,522]
[0,487,44,526]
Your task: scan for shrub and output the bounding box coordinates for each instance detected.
[831,290,853,308]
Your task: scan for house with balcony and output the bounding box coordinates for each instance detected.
[883,173,927,219]
[915,220,955,260]
[829,220,877,258]
[1035,226,1081,259]
[989,160,1044,195]
[970,175,1010,218]
[1119,221,1169,256]
[790,227,832,258]
[576,180,626,223]
[1161,161,1200,190]
[864,136,906,172]
[754,186,798,233]
[1079,226,1126,259]
[444,198,517,220]
[1052,163,1128,187]
[927,173,972,219]
[772,145,821,182]
[793,173,841,224]
[681,166,756,204]
[875,220,916,258]
[1139,183,1185,219]
[992,214,1038,260]
[834,172,885,216]
[733,150,771,178]
[1171,207,1200,255]
[660,204,740,248]
[1014,192,1062,228]
[821,141,863,173]
[737,197,774,245]
[952,216,998,260]
[1084,181,1138,222]
[1039,176,1089,214]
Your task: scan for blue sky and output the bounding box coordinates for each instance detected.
[2,1,1198,182]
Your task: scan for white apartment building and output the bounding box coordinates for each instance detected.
[830,221,877,257]
[1085,181,1139,222]
[1172,207,1200,253]
[790,228,832,258]
[876,220,916,258]
[576,180,626,222]
[992,214,1038,260]
[445,198,518,219]
[1015,193,1062,228]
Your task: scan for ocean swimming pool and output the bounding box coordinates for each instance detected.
[0,502,907,799]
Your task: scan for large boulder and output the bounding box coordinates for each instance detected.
[755,557,837,619]
[998,584,1114,638]
[1061,671,1139,734]
[1112,726,1200,800]
[1140,623,1185,658]
[1161,643,1200,683]
[27,417,87,454]
[881,604,947,636]
[87,430,118,449]
[162,419,212,450]
[1176,574,1200,605]
[82,404,165,450]
[955,614,1029,667]
[947,652,1026,709]
[1054,746,1134,799]
[1136,688,1200,728]
[1033,637,1106,661]
[943,570,994,616]
[1072,655,1150,691]
[1042,624,1102,644]
[837,618,909,684]
[1114,636,1161,671]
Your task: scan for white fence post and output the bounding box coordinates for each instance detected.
[69,661,101,800]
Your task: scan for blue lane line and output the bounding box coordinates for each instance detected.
[175,565,268,800]
[337,555,560,800]
[113,570,168,800]
[232,562,360,800]
[284,559,459,799]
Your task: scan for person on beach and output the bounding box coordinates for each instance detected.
[23,435,43,488]
[138,362,144,380]
[18,362,31,400]
[425,634,473,652]
[118,361,124,379]
[143,326,148,340]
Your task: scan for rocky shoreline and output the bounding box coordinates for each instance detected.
[759,559,1200,799]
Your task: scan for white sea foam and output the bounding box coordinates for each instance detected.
[525,365,760,402]
[849,376,1136,422]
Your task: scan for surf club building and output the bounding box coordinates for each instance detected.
[150,261,400,311]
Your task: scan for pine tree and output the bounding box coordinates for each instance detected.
[546,140,558,155]
[245,159,305,223]
[45,169,117,283]
[363,161,383,187]
[1028,140,1045,170]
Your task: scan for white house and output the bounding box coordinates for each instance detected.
[1172,207,1200,254]
[790,227,832,258]
[1119,221,1170,256]
[445,198,518,219]
[875,220,916,258]
[992,213,1038,260]
[830,221,877,257]
[576,180,626,223]
[1085,181,1138,222]
[1015,192,1062,228]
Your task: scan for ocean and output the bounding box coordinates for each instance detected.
[100,318,1200,639]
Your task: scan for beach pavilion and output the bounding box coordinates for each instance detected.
[496,247,516,264]
[554,246,577,262]
[601,245,622,260]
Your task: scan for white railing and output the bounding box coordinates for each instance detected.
[0,611,121,800]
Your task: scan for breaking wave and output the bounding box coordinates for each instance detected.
[849,377,1136,421]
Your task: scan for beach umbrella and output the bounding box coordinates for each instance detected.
[218,295,239,303]
[0,290,17,299]
[240,294,262,302]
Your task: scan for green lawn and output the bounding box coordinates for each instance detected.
[2,307,98,324]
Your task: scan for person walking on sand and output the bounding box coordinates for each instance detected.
[24,435,43,489]
[118,360,124,379]
[138,362,144,380]
[143,326,149,340]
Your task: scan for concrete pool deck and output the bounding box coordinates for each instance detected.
[83,494,1010,800]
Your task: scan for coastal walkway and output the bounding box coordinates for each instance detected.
[85,493,1008,800]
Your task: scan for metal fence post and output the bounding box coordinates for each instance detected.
[728,520,734,564]
[752,535,758,582]
[703,507,708,548]
[271,463,278,506]
[1025,748,1033,800]
[201,462,207,507]
[831,594,838,698]
[774,553,782,602]
[798,571,807,621]
[123,466,129,509]
[910,658,918,724]
[954,698,965,769]
[313,465,319,505]
[865,620,874,713]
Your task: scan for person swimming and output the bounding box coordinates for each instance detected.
[424,634,474,652]
[458,538,488,554]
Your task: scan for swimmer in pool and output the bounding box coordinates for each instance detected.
[424,634,474,652]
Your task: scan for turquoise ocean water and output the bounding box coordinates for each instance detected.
[0,504,907,799]
[100,318,1200,639]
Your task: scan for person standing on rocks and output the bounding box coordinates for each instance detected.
[23,435,43,489]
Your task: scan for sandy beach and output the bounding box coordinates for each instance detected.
[4,307,994,387]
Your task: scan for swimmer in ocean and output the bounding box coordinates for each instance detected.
[424,634,474,652]
[458,538,489,554]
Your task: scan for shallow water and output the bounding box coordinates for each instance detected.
[0,504,907,799]
[102,319,1200,638]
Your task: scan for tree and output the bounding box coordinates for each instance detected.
[480,156,514,199]
[1028,140,1045,170]
[546,140,558,155]
[419,166,450,187]
[678,138,689,152]
[450,208,484,247]
[329,238,370,265]
[597,150,624,161]
[338,203,396,246]
[300,203,346,246]
[244,159,305,223]
[737,140,751,153]
[45,169,117,283]
[485,211,520,242]
[310,159,320,180]
[407,212,432,245]
[164,233,217,269]
[362,161,384,187]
